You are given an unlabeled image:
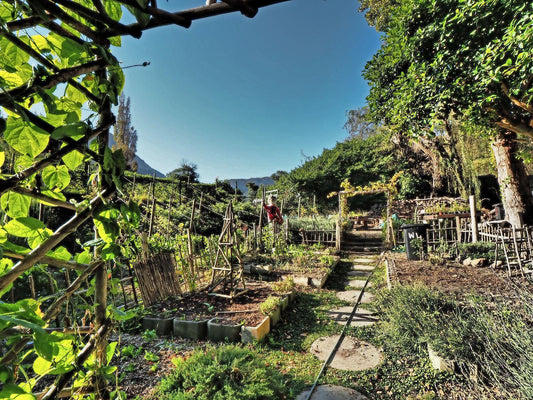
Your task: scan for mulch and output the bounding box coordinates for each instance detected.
[146,280,277,327]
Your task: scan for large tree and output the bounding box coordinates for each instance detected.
[113,93,138,171]
[363,0,533,226]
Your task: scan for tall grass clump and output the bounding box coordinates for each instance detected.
[151,344,291,400]
[375,284,533,398]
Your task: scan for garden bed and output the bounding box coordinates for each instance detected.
[387,252,512,297]
[145,281,277,327]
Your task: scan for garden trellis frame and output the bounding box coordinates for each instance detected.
[0,0,291,397]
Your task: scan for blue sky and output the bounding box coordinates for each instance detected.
[113,0,381,183]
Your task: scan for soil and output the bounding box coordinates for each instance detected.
[387,252,531,298]
[146,280,278,326]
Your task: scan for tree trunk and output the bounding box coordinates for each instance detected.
[491,130,533,227]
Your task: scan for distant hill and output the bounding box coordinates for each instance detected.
[227,177,274,194]
[134,155,165,178]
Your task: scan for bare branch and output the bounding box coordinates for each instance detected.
[501,82,533,114]
[494,118,533,139]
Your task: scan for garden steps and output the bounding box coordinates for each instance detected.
[342,230,384,253]
[326,306,378,327]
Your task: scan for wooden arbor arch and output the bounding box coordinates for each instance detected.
[1,0,291,398]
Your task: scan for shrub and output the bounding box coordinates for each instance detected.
[456,242,496,262]
[375,284,533,398]
[152,344,290,399]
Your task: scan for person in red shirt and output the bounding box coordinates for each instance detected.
[263,195,283,225]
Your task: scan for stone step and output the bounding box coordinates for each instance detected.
[310,335,383,371]
[336,290,375,304]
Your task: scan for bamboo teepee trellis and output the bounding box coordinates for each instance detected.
[209,201,247,298]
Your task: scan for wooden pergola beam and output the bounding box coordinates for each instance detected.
[220,0,258,18]
[103,0,291,36]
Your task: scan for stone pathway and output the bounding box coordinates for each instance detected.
[300,232,383,399]
[326,306,378,328]
[310,335,383,371]
[336,290,375,303]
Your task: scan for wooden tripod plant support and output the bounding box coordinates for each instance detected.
[209,201,247,298]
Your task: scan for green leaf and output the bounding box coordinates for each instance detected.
[47,246,71,261]
[1,191,31,218]
[74,250,92,264]
[51,122,87,140]
[4,117,49,158]
[4,217,45,237]
[0,383,35,399]
[0,366,13,384]
[0,151,5,168]
[62,149,85,170]
[0,36,30,65]
[106,341,118,365]
[125,4,150,27]
[42,165,71,190]
[101,243,120,260]
[108,305,135,322]
[0,315,45,334]
[104,0,123,21]
[39,189,67,204]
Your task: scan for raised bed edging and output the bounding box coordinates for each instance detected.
[173,318,209,340]
[207,318,242,342]
[142,290,297,343]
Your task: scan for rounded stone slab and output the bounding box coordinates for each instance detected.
[326,306,378,327]
[310,335,383,371]
[345,279,371,289]
[336,290,375,304]
[296,384,369,400]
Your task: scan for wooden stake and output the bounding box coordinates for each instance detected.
[148,173,156,237]
[470,195,478,243]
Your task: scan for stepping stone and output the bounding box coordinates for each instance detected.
[296,384,369,400]
[310,335,383,371]
[326,307,378,327]
[351,264,374,272]
[336,290,375,304]
[352,257,376,264]
[347,270,371,277]
[345,279,371,289]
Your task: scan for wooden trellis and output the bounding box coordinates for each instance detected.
[209,201,247,298]
[133,252,182,306]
